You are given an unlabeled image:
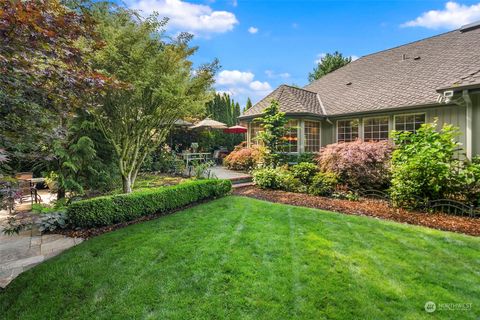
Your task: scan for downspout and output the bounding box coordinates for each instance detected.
[463,89,473,160]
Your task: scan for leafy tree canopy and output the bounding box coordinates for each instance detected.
[254,100,288,166]
[93,11,218,193]
[308,51,351,83]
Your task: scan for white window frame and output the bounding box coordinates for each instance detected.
[363,116,390,141]
[393,113,426,134]
[336,119,360,142]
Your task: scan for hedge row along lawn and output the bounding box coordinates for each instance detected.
[1,196,479,319]
[67,179,232,228]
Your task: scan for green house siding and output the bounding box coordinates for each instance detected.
[427,105,467,152]
[245,102,478,157]
[472,93,480,157]
[321,121,334,147]
[326,104,472,154]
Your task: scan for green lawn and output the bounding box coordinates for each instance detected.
[1,196,479,319]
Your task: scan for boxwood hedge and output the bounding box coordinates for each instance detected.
[67,179,232,228]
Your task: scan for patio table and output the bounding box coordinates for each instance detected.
[181,152,212,167]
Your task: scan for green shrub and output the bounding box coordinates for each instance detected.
[317,140,392,190]
[390,121,461,208]
[253,167,302,192]
[223,143,264,171]
[453,156,480,206]
[277,152,316,165]
[67,179,232,228]
[308,172,338,196]
[291,162,319,184]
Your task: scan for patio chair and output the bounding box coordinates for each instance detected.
[213,150,222,165]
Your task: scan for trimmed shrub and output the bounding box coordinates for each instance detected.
[223,144,264,171]
[253,167,302,192]
[291,162,319,184]
[308,172,338,196]
[318,140,392,190]
[67,179,232,228]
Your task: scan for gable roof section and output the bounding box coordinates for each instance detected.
[240,84,323,119]
[240,24,480,118]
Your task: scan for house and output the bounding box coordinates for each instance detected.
[238,21,480,159]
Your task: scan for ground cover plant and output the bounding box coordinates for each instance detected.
[1,196,479,319]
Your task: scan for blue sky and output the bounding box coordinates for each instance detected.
[126,0,480,107]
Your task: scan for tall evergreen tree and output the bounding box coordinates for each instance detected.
[245,97,253,111]
[308,51,352,83]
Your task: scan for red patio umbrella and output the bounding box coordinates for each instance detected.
[223,125,247,134]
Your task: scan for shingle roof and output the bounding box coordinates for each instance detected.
[437,69,480,91]
[241,24,480,118]
[240,84,323,118]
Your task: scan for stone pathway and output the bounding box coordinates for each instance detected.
[0,210,83,288]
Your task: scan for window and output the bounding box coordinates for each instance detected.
[281,120,298,153]
[304,121,320,152]
[394,114,426,133]
[249,122,263,145]
[364,116,389,141]
[337,119,359,142]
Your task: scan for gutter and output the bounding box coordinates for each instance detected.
[463,90,473,160]
[238,112,325,121]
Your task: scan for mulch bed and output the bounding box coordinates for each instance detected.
[233,186,480,237]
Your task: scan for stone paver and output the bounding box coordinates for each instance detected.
[208,166,251,180]
[0,211,83,288]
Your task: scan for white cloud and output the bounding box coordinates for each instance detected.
[351,55,359,61]
[249,81,271,91]
[127,0,238,34]
[402,1,480,29]
[216,89,234,96]
[215,69,273,106]
[216,70,254,85]
[248,26,259,34]
[265,70,291,79]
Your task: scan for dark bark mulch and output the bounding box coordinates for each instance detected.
[233,186,480,237]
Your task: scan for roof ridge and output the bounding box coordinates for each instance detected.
[354,29,459,61]
[281,84,317,94]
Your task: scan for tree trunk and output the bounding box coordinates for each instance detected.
[122,175,132,193]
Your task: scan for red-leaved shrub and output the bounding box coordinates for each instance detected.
[223,144,264,171]
[317,140,393,189]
